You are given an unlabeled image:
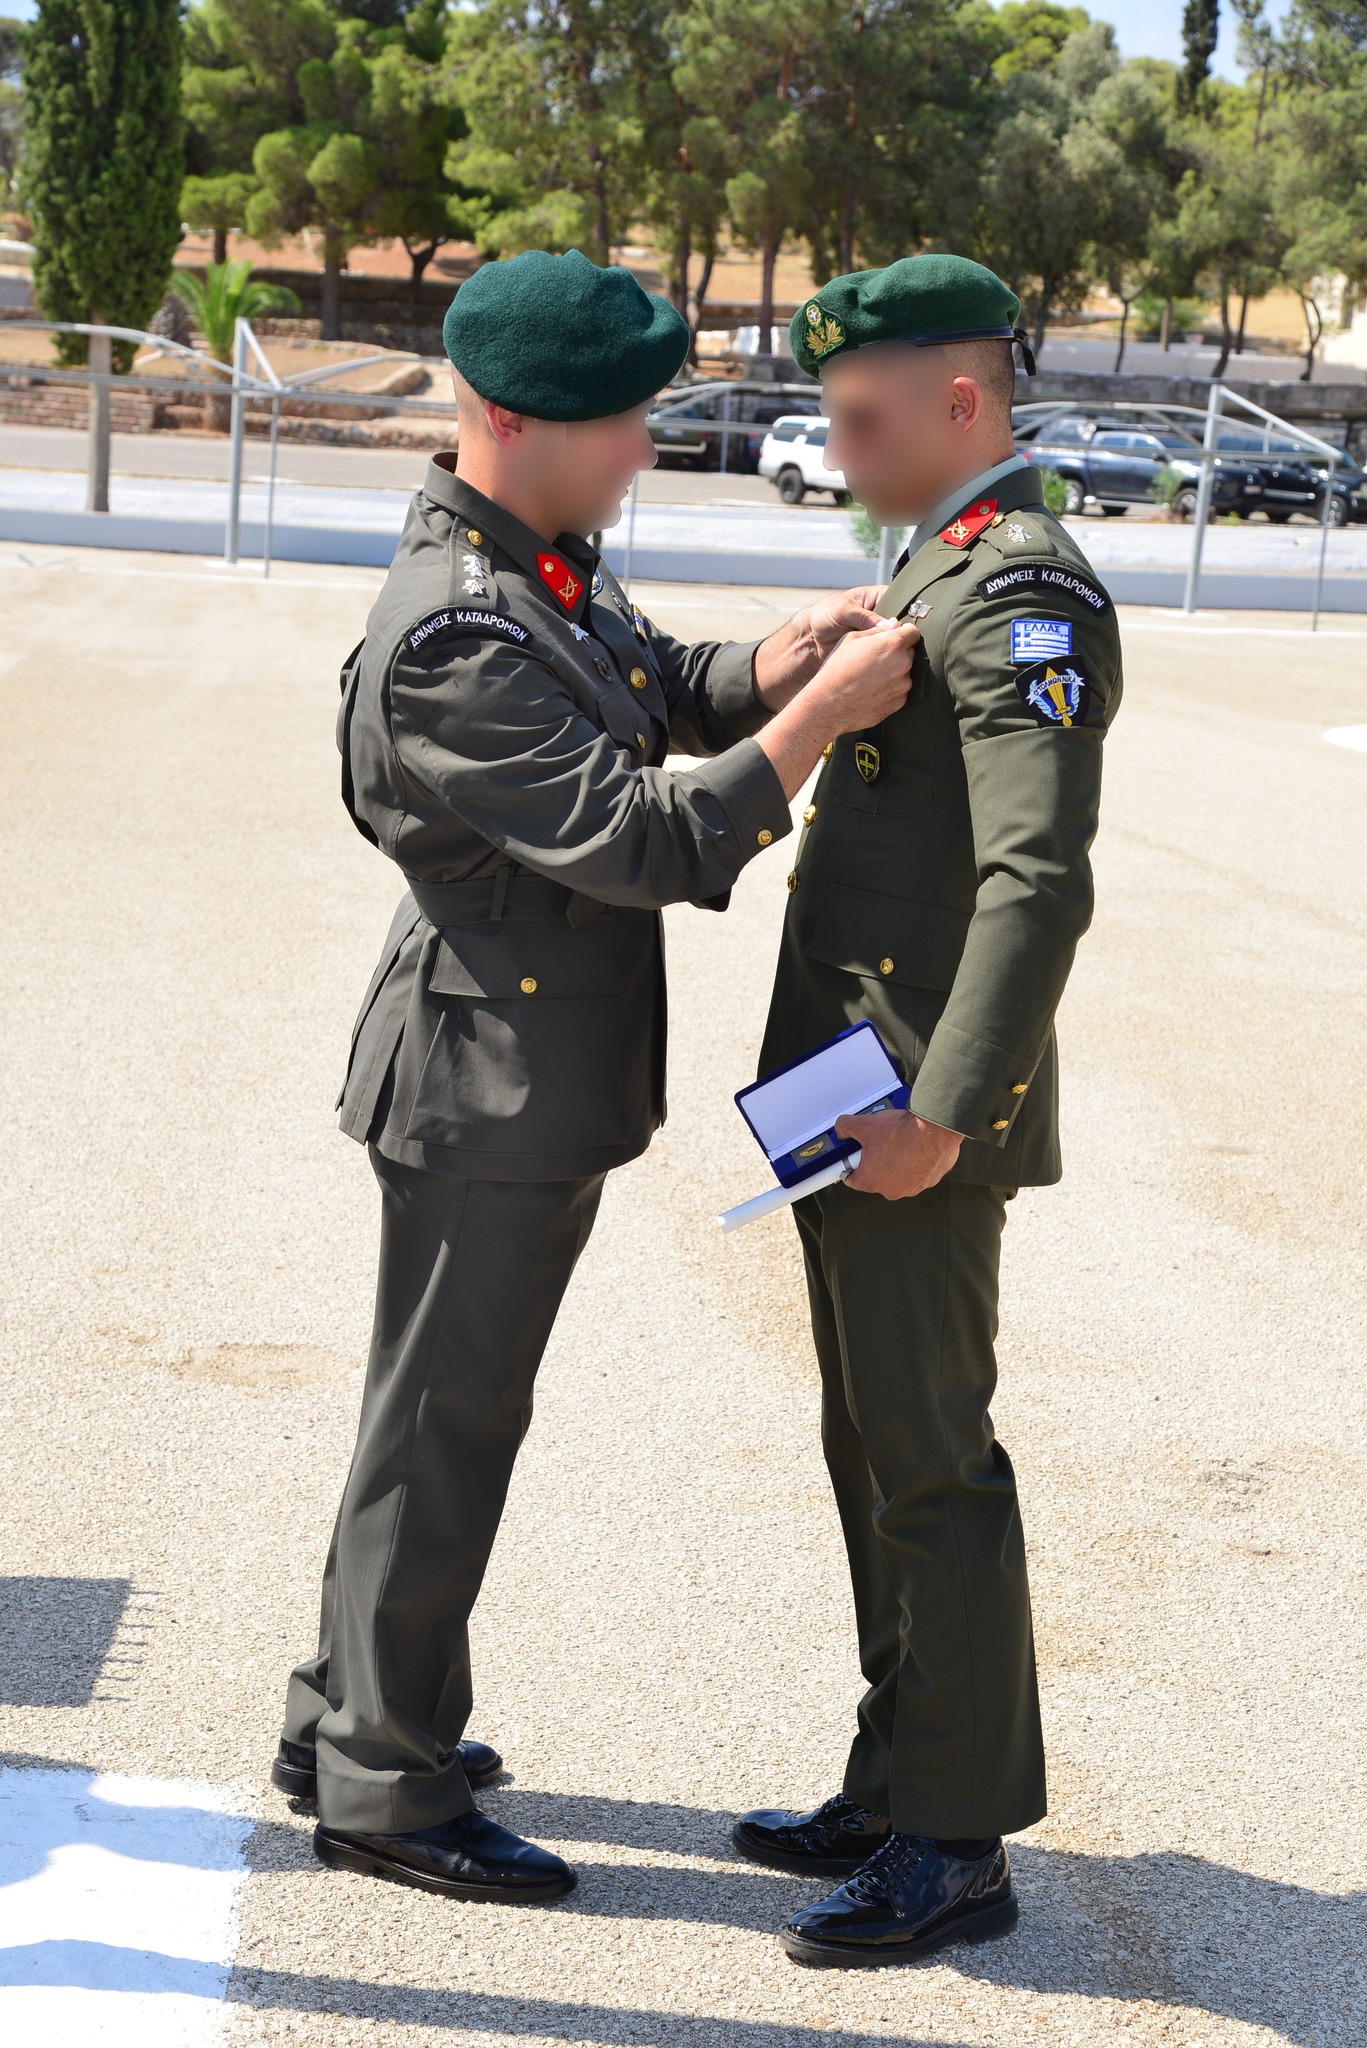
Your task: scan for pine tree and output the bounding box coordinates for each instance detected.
[20,0,184,367]
[1179,0,1220,114]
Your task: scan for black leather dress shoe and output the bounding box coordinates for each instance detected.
[732,1793,891,1876]
[313,1808,575,1902]
[271,1735,503,1807]
[780,1833,1016,1966]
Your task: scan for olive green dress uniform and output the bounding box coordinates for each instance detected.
[761,451,1122,1839]
[286,447,791,1833]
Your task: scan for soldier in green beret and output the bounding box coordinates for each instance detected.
[731,254,1123,1964]
[270,247,921,1905]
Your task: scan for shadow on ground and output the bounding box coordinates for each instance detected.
[0,1577,137,1706]
[1,1765,1360,2043]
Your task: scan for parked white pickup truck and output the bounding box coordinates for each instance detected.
[757,416,848,504]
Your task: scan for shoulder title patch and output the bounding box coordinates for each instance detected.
[405,606,530,655]
[976,562,1111,612]
[1014,657,1091,729]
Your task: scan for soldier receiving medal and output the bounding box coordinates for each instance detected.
[734,253,1123,1965]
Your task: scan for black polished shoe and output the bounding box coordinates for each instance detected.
[780,1833,1016,1966]
[271,1735,503,1808]
[313,1808,575,1903]
[732,1793,891,1877]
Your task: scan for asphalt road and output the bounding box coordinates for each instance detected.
[0,422,780,504]
[0,544,1364,2046]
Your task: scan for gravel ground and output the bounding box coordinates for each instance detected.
[0,544,1364,2046]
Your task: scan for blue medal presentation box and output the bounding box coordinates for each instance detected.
[735,1021,909,1188]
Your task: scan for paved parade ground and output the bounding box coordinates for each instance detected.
[1,543,1365,2046]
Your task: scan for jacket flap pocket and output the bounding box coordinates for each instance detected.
[803,885,971,994]
[595,682,650,746]
[429,913,624,999]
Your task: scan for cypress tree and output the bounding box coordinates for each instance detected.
[21,0,184,366]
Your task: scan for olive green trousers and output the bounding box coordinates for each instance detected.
[284,1148,604,1833]
[795,1175,1046,1840]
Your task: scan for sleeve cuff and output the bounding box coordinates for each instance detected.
[705,638,768,738]
[690,735,792,857]
[908,1021,1035,1145]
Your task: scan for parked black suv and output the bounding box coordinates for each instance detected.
[646,381,820,471]
[1211,427,1367,525]
[1018,412,1267,519]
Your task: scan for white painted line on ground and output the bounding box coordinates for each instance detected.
[1324,725,1367,750]
[0,1768,251,2046]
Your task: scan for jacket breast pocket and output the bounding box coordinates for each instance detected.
[402,914,629,1153]
[802,884,970,994]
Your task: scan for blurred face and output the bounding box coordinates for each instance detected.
[821,344,997,526]
[524,405,658,536]
[451,368,657,538]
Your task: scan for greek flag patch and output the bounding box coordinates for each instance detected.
[1010,617,1073,662]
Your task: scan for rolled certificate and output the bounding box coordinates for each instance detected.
[718,1148,861,1233]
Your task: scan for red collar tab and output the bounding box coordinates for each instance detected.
[939,497,998,548]
[537,552,583,610]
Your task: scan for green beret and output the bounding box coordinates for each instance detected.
[443,249,690,422]
[790,254,1026,378]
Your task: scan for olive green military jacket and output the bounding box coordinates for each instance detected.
[337,456,790,1181]
[760,463,1122,1187]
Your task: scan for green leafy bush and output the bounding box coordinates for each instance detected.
[1148,461,1184,512]
[848,503,906,559]
[1036,466,1069,516]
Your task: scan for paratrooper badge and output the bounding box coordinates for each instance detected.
[803,300,846,360]
[855,740,882,783]
[1013,658,1091,729]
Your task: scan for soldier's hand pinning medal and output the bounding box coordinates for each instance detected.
[810,613,920,733]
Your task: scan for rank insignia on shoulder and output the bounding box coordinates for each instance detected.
[1005,522,1031,544]
[1010,616,1072,662]
[537,551,583,610]
[855,739,882,783]
[405,606,531,654]
[976,563,1111,612]
[939,498,998,548]
[1014,658,1090,729]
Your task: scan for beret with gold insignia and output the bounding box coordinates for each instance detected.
[443,249,689,422]
[791,253,1033,379]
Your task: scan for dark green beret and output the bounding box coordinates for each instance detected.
[790,254,1026,378]
[443,249,690,422]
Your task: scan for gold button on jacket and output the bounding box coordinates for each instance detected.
[520,976,538,994]
[466,528,482,546]
[803,803,818,824]
[630,666,648,689]
[757,828,773,846]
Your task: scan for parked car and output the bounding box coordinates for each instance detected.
[646,382,820,471]
[757,416,848,502]
[1019,411,1268,519]
[1210,427,1367,525]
